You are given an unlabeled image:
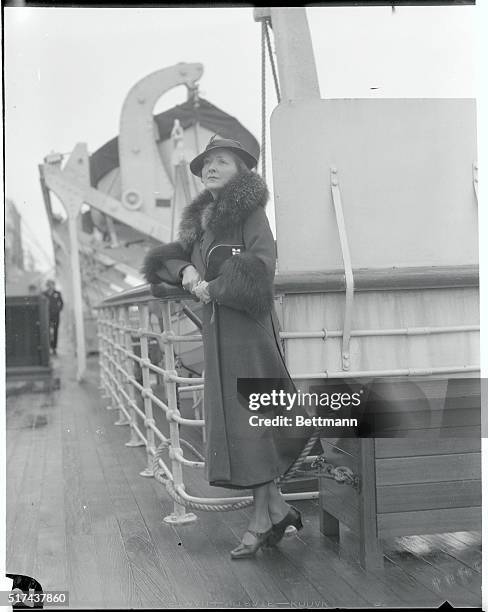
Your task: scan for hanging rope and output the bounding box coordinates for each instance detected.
[261,18,281,183]
[264,19,281,104]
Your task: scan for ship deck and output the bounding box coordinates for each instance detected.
[6,347,482,609]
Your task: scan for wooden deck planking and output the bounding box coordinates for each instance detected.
[5,354,483,609]
[385,538,481,606]
[63,375,143,607]
[423,533,482,573]
[62,425,92,537]
[89,445,177,606]
[205,505,326,605]
[276,521,404,607]
[34,397,67,593]
[115,515,179,608]
[84,395,212,606]
[327,526,442,606]
[91,534,143,609]
[69,390,122,537]
[101,408,255,606]
[6,424,37,549]
[5,394,26,464]
[396,535,481,598]
[81,381,180,607]
[7,428,49,578]
[66,535,105,608]
[197,511,295,606]
[6,387,67,589]
[5,390,52,527]
[231,505,368,607]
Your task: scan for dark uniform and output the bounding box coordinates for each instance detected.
[43,287,63,353]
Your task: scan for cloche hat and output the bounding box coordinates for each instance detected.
[189,135,258,177]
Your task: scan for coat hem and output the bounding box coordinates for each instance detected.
[209,477,275,490]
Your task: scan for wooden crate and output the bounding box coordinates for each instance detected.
[319,379,481,570]
[6,295,51,381]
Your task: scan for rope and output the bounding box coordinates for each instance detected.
[264,19,281,103]
[179,437,205,462]
[260,17,281,184]
[153,443,253,511]
[151,426,359,512]
[277,428,321,483]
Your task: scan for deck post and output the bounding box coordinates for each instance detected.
[123,306,145,447]
[358,438,384,571]
[161,301,197,524]
[138,304,157,477]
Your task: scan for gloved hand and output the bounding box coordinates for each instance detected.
[193,281,211,304]
[181,265,201,293]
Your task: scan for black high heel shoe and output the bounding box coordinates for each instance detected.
[230,528,273,559]
[266,506,303,547]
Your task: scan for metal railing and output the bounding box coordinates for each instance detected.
[97,272,479,524]
[97,284,321,524]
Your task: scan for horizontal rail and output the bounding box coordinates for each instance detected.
[291,365,480,379]
[274,265,479,294]
[102,321,478,343]
[150,393,204,427]
[281,324,480,340]
[100,333,205,384]
[97,265,479,309]
[179,384,204,393]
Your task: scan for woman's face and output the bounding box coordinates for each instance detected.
[201,149,239,193]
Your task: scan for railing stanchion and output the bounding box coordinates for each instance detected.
[138,304,157,477]
[113,306,131,426]
[161,301,197,524]
[98,308,109,400]
[124,306,145,447]
[106,307,119,412]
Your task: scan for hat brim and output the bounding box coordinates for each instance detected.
[189,146,257,177]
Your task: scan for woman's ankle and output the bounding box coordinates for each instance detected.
[268,500,290,523]
[248,515,272,534]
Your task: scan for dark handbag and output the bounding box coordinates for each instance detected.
[205,243,245,282]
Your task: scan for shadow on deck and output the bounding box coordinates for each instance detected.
[6,350,481,609]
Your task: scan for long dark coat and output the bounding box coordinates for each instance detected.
[143,171,313,489]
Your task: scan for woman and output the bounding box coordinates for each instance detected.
[143,137,313,558]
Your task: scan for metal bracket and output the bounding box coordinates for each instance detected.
[330,167,354,371]
[119,62,203,211]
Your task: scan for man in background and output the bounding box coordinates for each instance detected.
[43,279,64,355]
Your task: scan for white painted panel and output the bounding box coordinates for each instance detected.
[271,99,478,272]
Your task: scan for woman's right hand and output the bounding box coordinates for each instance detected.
[181,265,201,293]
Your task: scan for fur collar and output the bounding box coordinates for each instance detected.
[178,171,269,250]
